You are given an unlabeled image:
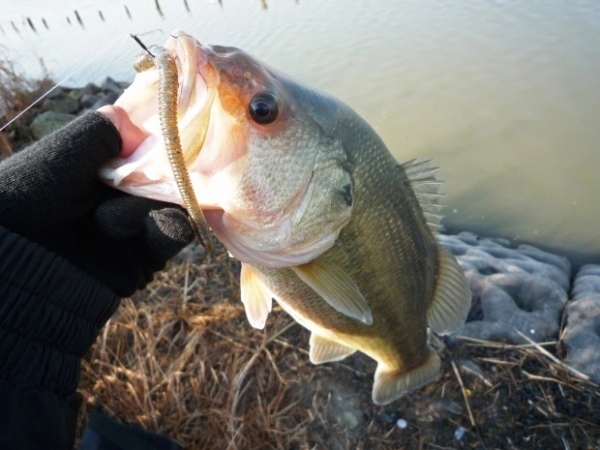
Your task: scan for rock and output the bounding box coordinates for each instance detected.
[100,76,124,96]
[560,264,600,383]
[45,86,64,100]
[80,82,101,96]
[18,78,129,144]
[42,92,79,114]
[375,411,397,424]
[341,411,360,429]
[439,232,571,344]
[454,426,466,440]
[324,386,364,434]
[80,93,101,109]
[30,111,77,139]
[570,264,600,299]
[90,91,120,109]
[396,418,408,429]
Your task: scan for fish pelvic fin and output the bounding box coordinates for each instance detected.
[427,245,472,334]
[400,159,444,233]
[292,257,373,325]
[309,333,356,364]
[372,350,441,405]
[240,263,273,329]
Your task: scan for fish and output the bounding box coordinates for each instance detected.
[99,30,472,405]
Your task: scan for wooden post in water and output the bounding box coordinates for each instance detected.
[155,0,164,18]
[74,10,85,29]
[26,18,37,34]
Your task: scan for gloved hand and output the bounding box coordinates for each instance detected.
[0,108,194,297]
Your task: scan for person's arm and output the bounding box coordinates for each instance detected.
[0,110,194,450]
[0,224,120,449]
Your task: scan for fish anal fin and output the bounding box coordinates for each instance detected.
[292,258,373,325]
[372,350,441,405]
[240,263,273,330]
[309,333,356,364]
[427,246,472,334]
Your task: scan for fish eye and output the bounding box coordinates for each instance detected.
[249,92,279,124]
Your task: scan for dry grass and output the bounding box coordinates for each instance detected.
[80,243,318,449]
[0,51,53,154]
[79,241,600,449]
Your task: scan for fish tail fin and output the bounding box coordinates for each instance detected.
[427,245,472,334]
[372,350,441,405]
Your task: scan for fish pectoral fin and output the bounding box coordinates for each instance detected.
[240,263,273,330]
[309,333,356,364]
[292,258,373,325]
[427,246,472,334]
[372,349,441,405]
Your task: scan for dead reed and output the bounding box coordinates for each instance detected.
[0,51,53,154]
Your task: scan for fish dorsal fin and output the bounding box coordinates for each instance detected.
[292,257,373,325]
[426,246,472,334]
[309,333,356,364]
[400,159,444,233]
[240,263,273,330]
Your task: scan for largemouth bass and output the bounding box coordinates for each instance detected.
[100,30,471,405]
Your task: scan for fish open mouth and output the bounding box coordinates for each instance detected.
[99,30,216,205]
[99,31,349,268]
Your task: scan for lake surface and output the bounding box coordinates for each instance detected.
[2,0,600,267]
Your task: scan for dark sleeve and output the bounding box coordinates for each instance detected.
[0,225,120,450]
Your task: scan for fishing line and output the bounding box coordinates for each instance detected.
[1,32,131,132]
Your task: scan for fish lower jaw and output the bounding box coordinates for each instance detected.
[201,210,335,268]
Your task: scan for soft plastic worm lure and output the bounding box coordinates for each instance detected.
[133,37,213,251]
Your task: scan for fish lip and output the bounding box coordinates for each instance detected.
[166,30,211,113]
[98,30,217,198]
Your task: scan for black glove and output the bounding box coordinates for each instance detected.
[0,111,195,297]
